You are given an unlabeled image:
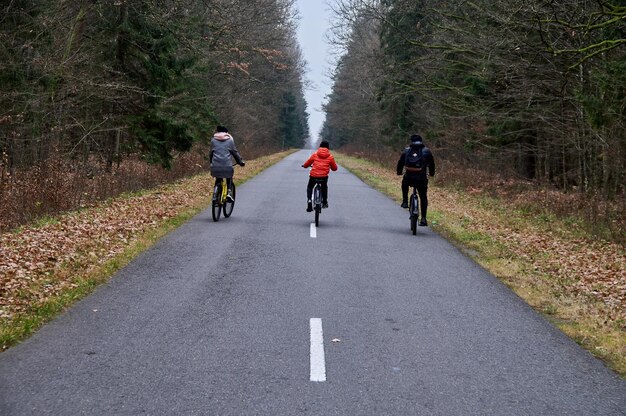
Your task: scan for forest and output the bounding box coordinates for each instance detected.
[0,0,309,229]
[322,0,625,200]
[2,0,625,235]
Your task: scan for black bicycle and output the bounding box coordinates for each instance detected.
[212,178,236,222]
[311,178,323,227]
[409,185,420,235]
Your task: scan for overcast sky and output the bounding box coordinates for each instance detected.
[295,0,333,146]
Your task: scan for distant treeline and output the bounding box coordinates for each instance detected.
[322,0,625,197]
[1,0,309,171]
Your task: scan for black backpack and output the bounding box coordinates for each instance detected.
[404,147,425,170]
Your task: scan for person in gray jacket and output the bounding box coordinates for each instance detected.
[210,126,245,201]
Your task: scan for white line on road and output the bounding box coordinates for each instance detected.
[310,318,326,382]
[310,223,317,238]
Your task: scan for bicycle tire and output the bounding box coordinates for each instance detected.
[313,185,321,227]
[412,192,420,218]
[313,184,322,205]
[212,183,222,222]
[223,183,236,218]
[410,194,418,235]
[315,205,320,227]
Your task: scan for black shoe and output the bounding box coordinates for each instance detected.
[400,202,408,209]
[306,200,313,212]
[322,202,328,209]
[226,193,234,202]
[419,218,428,226]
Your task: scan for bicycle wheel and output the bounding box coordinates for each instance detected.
[313,185,321,227]
[409,195,418,235]
[223,183,236,218]
[313,184,322,205]
[315,205,320,227]
[212,183,222,222]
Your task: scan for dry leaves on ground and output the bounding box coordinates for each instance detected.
[1,152,624,331]
[0,178,209,320]
[0,154,283,323]
[338,156,626,326]
[433,189,626,324]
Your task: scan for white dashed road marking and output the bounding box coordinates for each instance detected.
[310,318,326,382]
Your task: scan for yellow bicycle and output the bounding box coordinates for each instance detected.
[212,178,236,222]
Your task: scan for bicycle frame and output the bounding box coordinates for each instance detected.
[212,179,224,204]
[218,178,228,204]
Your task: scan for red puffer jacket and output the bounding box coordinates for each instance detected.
[303,148,338,178]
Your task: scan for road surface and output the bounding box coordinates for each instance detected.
[1,150,624,415]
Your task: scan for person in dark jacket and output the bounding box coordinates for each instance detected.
[396,134,435,226]
[210,126,245,201]
[302,140,338,211]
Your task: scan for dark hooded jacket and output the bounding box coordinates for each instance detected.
[210,132,243,178]
[396,141,435,179]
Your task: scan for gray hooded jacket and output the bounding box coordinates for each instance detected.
[210,132,243,178]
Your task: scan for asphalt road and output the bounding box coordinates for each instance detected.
[1,150,624,415]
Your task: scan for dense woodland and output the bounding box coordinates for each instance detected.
[322,0,625,198]
[0,0,309,228]
[1,0,625,232]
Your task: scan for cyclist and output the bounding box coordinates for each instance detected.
[210,126,245,201]
[396,134,435,226]
[302,140,338,212]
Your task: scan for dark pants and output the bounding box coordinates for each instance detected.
[307,176,328,203]
[402,175,428,218]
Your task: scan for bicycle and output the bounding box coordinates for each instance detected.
[311,178,323,227]
[212,178,236,222]
[409,185,419,235]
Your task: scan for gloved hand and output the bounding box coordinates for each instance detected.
[240,161,246,167]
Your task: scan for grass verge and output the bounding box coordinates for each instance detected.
[0,150,294,351]
[335,152,626,378]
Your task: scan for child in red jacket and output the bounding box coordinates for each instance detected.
[302,141,338,212]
